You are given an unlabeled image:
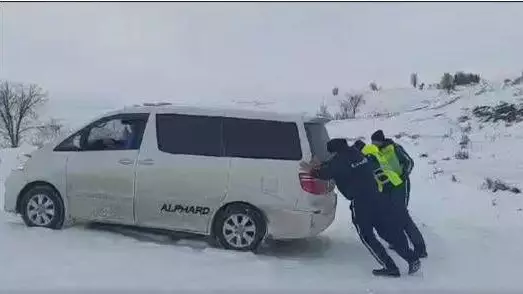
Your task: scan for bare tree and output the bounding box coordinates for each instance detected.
[410,73,418,88]
[335,93,365,120]
[0,81,48,147]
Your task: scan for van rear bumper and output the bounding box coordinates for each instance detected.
[264,207,336,240]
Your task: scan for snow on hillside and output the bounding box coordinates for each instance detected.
[1,82,523,291]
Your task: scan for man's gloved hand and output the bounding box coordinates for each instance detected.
[299,161,313,172]
[310,155,322,167]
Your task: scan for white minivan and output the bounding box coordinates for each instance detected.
[4,103,336,251]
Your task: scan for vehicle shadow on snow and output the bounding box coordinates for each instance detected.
[86,222,211,250]
[85,222,362,262]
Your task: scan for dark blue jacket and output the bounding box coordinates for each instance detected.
[311,146,382,207]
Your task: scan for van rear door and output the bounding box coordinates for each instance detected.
[296,121,337,214]
[304,122,330,162]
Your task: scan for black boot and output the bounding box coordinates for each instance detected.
[372,267,400,277]
[408,259,421,275]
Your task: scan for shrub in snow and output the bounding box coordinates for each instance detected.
[512,76,523,86]
[442,157,451,161]
[394,132,420,140]
[475,87,487,96]
[419,153,429,158]
[455,150,469,160]
[433,167,444,176]
[440,73,455,93]
[458,115,470,123]
[461,123,472,134]
[367,112,399,119]
[410,73,418,88]
[369,82,379,92]
[472,102,523,123]
[483,178,521,194]
[459,134,470,149]
[316,102,333,121]
[451,175,459,182]
[453,72,481,86]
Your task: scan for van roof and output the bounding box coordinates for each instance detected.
[106,103,326,123]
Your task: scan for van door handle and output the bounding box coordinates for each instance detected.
[118,158,135,166]
[138,159,155,166]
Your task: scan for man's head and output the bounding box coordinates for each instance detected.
[371,130,386,147]
[326,138,349,154]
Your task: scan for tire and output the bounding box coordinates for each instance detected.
[213,204,266,252]
[20,185,64,230]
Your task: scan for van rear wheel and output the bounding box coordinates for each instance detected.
[214,204,266,251]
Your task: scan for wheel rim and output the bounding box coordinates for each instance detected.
[26,194,55,226]
[222,213,257,249]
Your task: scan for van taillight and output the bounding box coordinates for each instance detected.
[299,173,333,195]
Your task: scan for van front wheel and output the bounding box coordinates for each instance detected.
[20,185,64,229]
[214,204,266,252]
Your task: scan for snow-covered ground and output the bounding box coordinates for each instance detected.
[1,82,523,292]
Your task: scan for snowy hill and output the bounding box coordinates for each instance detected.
[1,81,523,291]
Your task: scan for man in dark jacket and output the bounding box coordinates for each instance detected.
[300,138,421,277]
[371,130,427,258]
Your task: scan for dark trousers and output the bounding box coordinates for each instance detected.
[400,178,427,255]
[351,202,417,270]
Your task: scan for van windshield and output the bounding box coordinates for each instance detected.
[304,122,330,161]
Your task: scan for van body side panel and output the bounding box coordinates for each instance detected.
[134,111,230,234]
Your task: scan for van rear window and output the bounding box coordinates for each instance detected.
[223,118,302,160]
[305,123,330,161]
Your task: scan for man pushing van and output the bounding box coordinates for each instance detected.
[370,130,427,258]
[300,139,421,277]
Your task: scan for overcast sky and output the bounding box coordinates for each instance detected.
[2,2,523,103]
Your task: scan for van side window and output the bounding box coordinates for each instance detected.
[156,114,223,157]
[54,114,149,152]
[223,118,302,160]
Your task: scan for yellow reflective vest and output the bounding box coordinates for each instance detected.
[380,144,403,176]
[361,144,403,192]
